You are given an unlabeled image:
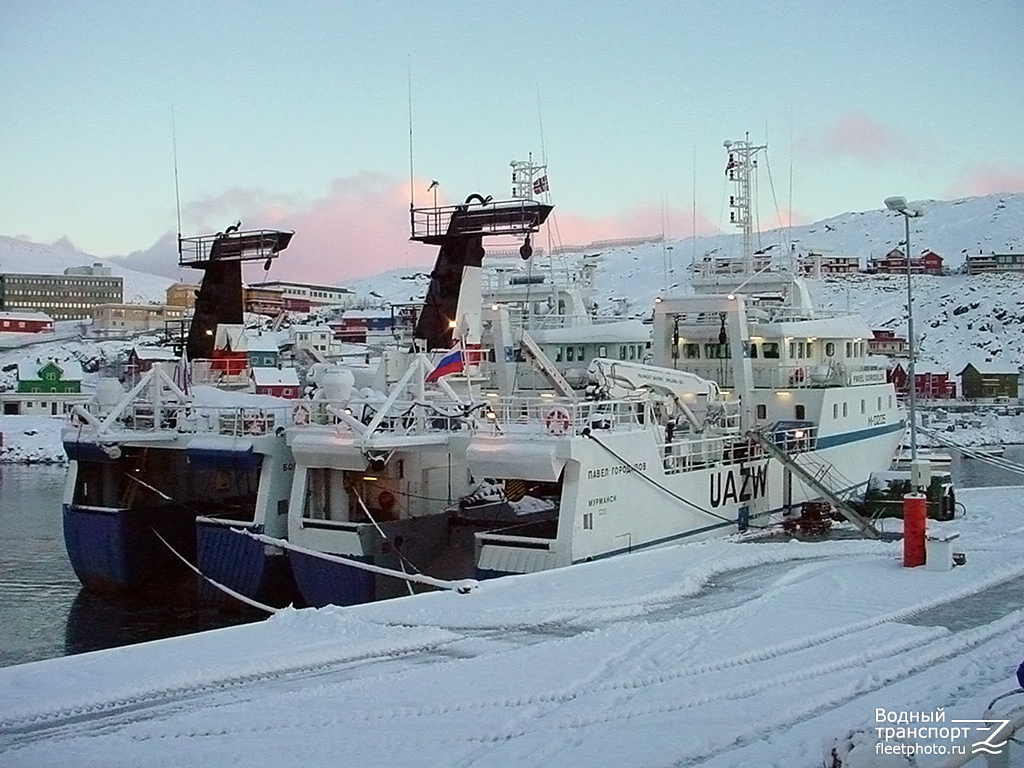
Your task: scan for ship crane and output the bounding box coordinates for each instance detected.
[586,358,726,433]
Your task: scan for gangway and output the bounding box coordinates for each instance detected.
[920,425,1024,478]
[748,428,881,539]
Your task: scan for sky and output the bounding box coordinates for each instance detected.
[2,0,1023,283]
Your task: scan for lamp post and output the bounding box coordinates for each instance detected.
[884,196,923,471]
[885,197,928,566]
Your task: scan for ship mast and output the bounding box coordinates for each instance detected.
[724,135,767,274]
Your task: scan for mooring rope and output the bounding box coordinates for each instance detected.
[236,529,478,595]
[151,529,278,614]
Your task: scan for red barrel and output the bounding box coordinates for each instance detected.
[903,493,927,567]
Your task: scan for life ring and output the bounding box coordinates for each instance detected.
[293,404,310,426]
[791,367,806,384]
[247,418,266,436]
[544,406,572,435]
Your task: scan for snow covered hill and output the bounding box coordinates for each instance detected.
[346,192,1024,374]
[0,236,175,304]
[6,191,1024,374]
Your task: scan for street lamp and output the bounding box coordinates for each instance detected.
[884,196,925,478]
[885,196,929,566]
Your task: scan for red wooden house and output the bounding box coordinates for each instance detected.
[869,249,944,275]
[889,364,956,400]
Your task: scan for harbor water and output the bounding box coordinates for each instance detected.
[1,449,1023,669]
[0,464,262,668]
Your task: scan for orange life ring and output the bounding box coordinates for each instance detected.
[544,406,572,435]
[792,367,806,384]
[293,404,310,425]
[247,418,266,436]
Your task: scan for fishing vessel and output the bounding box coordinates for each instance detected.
[469,137,906,576]
[277,191,558,606]
[61,227,301,603]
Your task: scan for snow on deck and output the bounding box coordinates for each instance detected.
[2,487,1024,766]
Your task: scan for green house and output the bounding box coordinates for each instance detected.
[16,360,82,394]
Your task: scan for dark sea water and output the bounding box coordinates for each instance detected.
[1,448,1023,669]
[0,465,262,668]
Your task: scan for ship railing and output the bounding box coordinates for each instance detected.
[289,395,654,438]
[410,198,550,241]
[94,401,292,438]
[505,312,634,332]
[476,396,652,436]
[660,432,734,474]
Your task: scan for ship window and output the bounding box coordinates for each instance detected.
[789,341,796,358]
[756,404,766,419]
[749,343,758,359]
[555,348,563,362]
[619,346,627,360]
[845,341,853,357]
[628,345,636,360]
[843,402,848,417]
[578,346,585,361]
[877,396,882,411]
[825,342,835,357]
[683,343,700,359]
[566,346,575,362]
[860,399,866,414]
[833,404,839,419]
[598,345,607,357]
[795,404,805,420]
[583,512,593,530]
[762,342,779,359]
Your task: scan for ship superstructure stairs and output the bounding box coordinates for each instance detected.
[748,429,881,539]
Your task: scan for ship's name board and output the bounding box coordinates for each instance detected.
[710,462,769,508]
[586,462,647,480]
[588,495,617,507]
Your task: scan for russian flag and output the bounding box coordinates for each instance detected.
[426,346,464,383]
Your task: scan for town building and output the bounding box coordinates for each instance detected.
[0,264,123,319]
[0,311,54,334]
[868,249,944,275]
[964,251,1024,275]
[91,303,187,338]
[889,365,956,400]
[330,310,394,343]
[244,285,285,316]
[867,329,909,358]
[957,363,1019,400]
[166,282,199,309]
[0,358,90,416]
[250,367,300,398]
[798,252,860,277]
[258,281,355,312]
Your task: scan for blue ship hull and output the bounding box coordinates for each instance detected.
[62,502,196,592]
[288,550,375,608]
[196,521,302,608]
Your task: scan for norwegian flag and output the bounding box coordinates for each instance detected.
[533,175,549,195]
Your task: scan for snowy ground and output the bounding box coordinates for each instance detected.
[1,486,1024,768]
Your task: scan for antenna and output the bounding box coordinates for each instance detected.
[171,105,182,246]
[407,56,415,212]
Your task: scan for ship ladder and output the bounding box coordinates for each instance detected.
[746,429,881,539]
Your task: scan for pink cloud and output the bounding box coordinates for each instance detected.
[805,113,901,165]
[180,178,721,285]
[946,165,1024,197]
[182,174,425,283]
[550,204,717,248]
